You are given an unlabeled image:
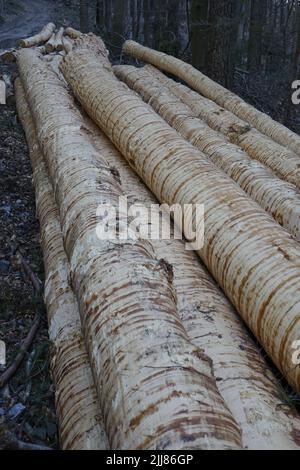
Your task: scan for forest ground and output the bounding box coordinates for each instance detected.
[0,0,80,450]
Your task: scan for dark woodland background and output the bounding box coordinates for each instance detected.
[77,0,300,134]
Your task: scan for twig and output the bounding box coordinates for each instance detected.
[16,249,42,295]
[9,236,42,295]
[0,314,41,389]
[0,241,43,388]
[0,429,52,451]
[23,350,36,402]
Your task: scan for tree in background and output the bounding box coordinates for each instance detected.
[78,0,300,131]
[248,0,264,72]
[96,0,104,31]
[80,0,89,33]
[111,0,126,57]
[206,0,238,88]
[191,0,210,72]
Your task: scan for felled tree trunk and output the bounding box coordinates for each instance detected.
[65,27,82,39]
[62,36,74,53]
[45,33,56,52]
[122,40,300,158]
[61,34,300,394]
[114,64,300,241]
[17,48,242,450]
[85,110,300,450]
[15,78,108,451]
[46,28,64,53]
[144,65,300,190]
[19,23,56,48]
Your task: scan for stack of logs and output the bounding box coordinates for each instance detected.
[4,23,300,449]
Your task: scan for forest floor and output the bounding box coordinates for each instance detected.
[0,0,79,451]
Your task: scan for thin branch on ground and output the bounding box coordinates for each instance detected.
[0,428,52,450]
[0,313,41,389]
[0,239,44,389]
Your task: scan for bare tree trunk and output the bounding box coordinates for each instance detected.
[111,0,126,57]
[19,22,55,48]
[105,0,112,34]
[207,0,237,88]
[190,0,210,71]
[80,0,89,33]
[100,65,300,450]
[144,0,155,46]
[248,0,264,72]
[165,0,181,55]
[292,1,300,78]
[96,0,104,30]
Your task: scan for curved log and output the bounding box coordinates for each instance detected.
[123,40,300,159]
[114,64,300,241]
[144,65,300,191]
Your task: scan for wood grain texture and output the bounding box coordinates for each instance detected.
[143,65,300,191]
[17,48,242,450]
[84,108,300,450]
[123,40,300,160]
[19,23,56,48]
[15,78,109,450]
[113,64,300,241]
[61,34,300,394]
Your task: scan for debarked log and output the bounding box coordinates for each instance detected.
[113,64,300,241]
[85,110,300,450]
[19,22,56,48]
[15,78,109,451]
[122,40,300,159]
[17,48,242,450]
[144,65,300,191]
[61,34,300,394]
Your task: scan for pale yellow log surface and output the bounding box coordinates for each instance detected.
[62,36,74,53]
[145,65,300,191]
[84,112,300,450]
[46,28,64,53]
[113,65,300,241]
[19,22,56,48]
[65,27,82,39]
[54,27,64,51]
[45,33,56,53]
[15,78,109,451]
[32,51,300,448]
[123,40,300,158]
[61,34,300,394]
[17,48,242,450]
